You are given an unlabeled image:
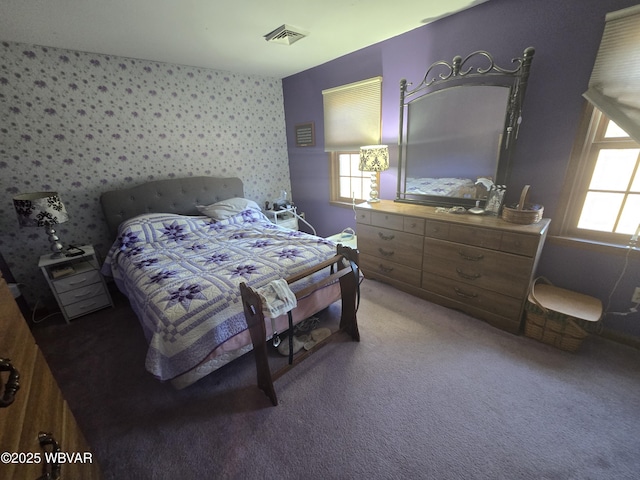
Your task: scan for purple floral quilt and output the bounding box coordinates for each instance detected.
[101,210,336,381]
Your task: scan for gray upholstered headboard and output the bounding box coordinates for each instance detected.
[100,176,244,239]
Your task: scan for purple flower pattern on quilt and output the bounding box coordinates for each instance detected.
[186,243,207,251]
[251,239,271,248]
[206,222,227,233]
[277,248,302,261]
[119,231,140,251]
[161,221,189,242]
[123,246,145,257]
[135,258,159,268]
[230,265,258,279]
[165,283,206,311]
[148,269,178,284]
[203,253,230,265]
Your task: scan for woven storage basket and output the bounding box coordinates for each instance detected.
[524,277,602,353]
[502,185,543,224]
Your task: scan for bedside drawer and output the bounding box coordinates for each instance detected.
[58,283,107,306]
[52,270,102,294]
[65,294,112,319]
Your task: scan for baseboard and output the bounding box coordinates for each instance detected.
[597,328,640,350]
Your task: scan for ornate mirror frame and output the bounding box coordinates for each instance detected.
[396,47,535,208]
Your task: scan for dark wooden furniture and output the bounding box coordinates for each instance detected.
[240,245,360,406]
[356,200,550,334]
[0,276,101,479]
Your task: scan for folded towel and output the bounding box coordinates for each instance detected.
[256,278,297,318]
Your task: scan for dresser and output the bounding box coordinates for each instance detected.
[0,276,101,479]
[356,200,550,334]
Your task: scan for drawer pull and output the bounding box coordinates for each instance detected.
[454,287,478,299]
[78,301,98,310]
[458,250,484,261]
[456,268,481,280]
[378,232,395,241]
[0,358,20,408]
[68,277,89,286]
[38,432,62,480]
[378,264,394,274]
[378,248,395,257]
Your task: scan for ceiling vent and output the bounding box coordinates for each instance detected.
[264,24,308,45]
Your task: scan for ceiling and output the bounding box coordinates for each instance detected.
[0,0,488,79]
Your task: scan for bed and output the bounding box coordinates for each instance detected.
[100,176,349,389]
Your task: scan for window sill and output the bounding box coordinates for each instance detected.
[329,200,360,209]
[548,235,640,258]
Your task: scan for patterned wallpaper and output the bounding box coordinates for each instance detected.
[0,40,291,308]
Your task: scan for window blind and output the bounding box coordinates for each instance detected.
[322,76,382,152]
[583,4,640,143]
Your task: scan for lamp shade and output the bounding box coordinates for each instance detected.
[359,145,390,172]
[13,192,69,227]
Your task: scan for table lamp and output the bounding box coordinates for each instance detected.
[13,192,69,258]
[359,145,389,203]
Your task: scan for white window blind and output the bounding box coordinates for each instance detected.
[322,76,382,152]
[583,4,640,144]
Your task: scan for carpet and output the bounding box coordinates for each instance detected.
[34,279,640,479]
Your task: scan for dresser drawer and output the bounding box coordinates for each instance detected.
[358,224,423,267]
[360,253,422,287]
[355,209,371,225]
[65,293,112,319]
[423,255,530,299]
[58,282,107,306]
[425,220,450,240]
[449,225,502,250]
[500,232,539,257]
[371,211,404,231]
[403,217,425,235]
[422,272,522,320]
[52,269,102,294]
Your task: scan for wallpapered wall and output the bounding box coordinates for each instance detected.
[0,40,291,307]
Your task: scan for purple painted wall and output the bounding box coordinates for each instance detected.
[283,0,640,340]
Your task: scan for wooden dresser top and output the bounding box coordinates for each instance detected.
[355,199,550,236]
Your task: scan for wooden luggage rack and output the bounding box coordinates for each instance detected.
[240,245,360,406]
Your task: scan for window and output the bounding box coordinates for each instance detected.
[557,105,640,244]
[322,77,382,205]
[329,152,373,204]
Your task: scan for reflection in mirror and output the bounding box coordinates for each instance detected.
[396,48,535,208]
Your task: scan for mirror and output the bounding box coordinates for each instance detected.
[396,48,535,208]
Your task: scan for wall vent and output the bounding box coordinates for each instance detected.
[264,24,308,45]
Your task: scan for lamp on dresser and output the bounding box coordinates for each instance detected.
[13,191,69,258]
[359,145,389,203]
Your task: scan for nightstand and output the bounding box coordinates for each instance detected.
[38,245,113,323]
[264,206,299,230]
[326,229,358,249]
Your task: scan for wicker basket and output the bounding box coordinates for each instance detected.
[502,185,543,224]
[524,277,602,352]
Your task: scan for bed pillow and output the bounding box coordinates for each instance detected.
[196,197,261,220]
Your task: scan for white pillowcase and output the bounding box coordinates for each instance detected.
[196,197,261,220]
